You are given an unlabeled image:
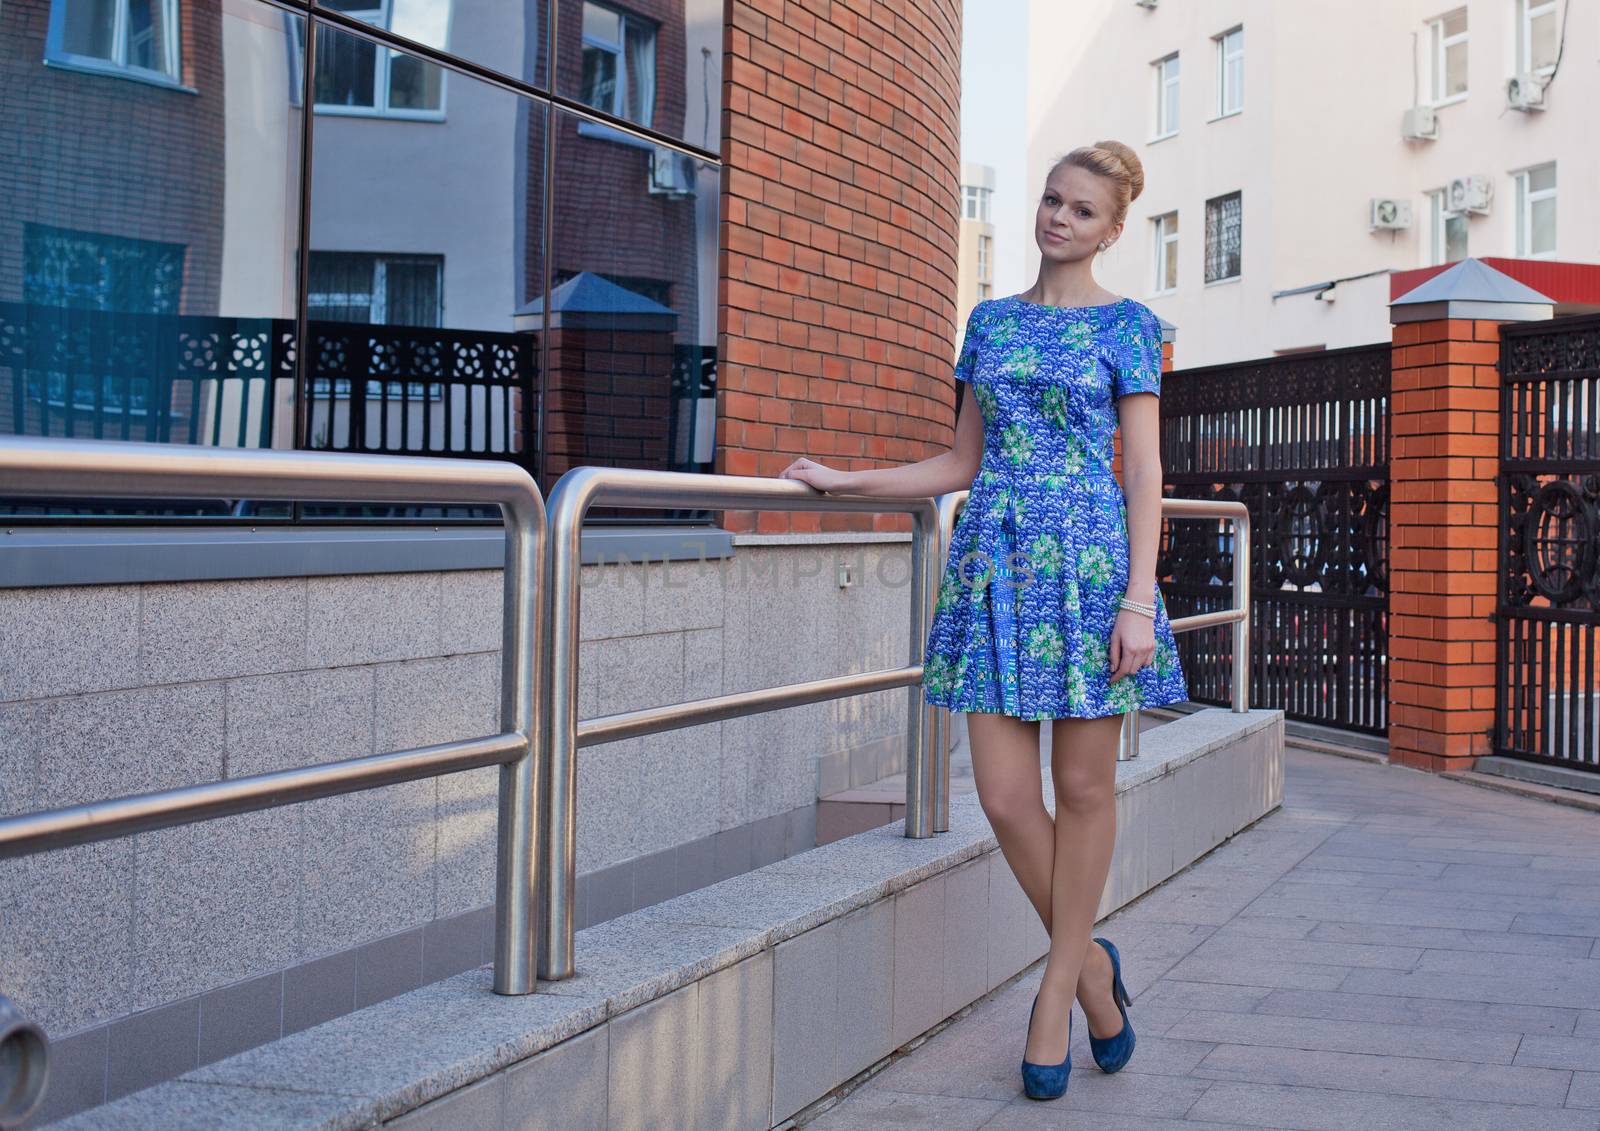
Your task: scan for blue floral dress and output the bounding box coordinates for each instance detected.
[921,294,1189,720]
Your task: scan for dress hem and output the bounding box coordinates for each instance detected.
[923,688,1191,722]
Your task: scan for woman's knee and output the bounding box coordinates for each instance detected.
[977,781,1047,829]
[1052,771,1112,817]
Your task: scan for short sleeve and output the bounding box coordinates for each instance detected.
[1112,302,1164,400]
[953,303,984,385]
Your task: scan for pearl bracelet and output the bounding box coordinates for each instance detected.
[1117,596,1156,618]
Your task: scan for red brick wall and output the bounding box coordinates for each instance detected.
[715,0,963,535]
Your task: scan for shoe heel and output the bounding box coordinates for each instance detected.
[1088,937,1137,1074]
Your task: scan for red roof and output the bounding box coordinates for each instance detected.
[1390,257,1600,304]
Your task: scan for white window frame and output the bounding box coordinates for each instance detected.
[299,0,449,122]
[1213,26,1243,119]
[1515,0,1559,78]
[580,1,656,125]
[1153,52,1180,140]
[1426,8,1469,105]
[1512,162,1557,258]
[976,234,992,280]
[1152,211,1179,294]
[1425,188,1469,266]
[962,185,991,223]
[44,0,189,91]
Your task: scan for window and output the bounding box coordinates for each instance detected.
[23,223,186,314]
[308,0,448,118]
[977,282,992,300]
[1152,211,1179,293]
[1427,189,1469,265]
[1516,0,1559,76]
[962,184,992,223]
[1214,26,1243,117]
[580,2,657,126]
[1427,9,1468,102]
[1514,163,1556,258]
[977,234,992,280]
[1153,53,1180,138]
[1204,192,1241,282]
[21,223,186,416]
[45,0,182,86]
[308,251,444,326]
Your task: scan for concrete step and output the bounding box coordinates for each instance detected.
[1441,768,1600,814]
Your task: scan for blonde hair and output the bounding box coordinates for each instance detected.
[1050,140,1146,227]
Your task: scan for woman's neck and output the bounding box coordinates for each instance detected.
[1025,264,1116,308]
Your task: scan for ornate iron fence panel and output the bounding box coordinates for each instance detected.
[1157,343,1390,733]
[1496,313,1600,771]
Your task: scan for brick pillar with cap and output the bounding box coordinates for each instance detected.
[1387,259,1555,772]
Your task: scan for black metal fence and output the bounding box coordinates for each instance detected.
[0,305,717,525]
[1496,313,1600,771]
[1157,343,1391,734]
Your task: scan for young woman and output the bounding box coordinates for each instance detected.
[778,140,1188,1100]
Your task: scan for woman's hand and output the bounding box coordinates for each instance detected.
[1107,608,1156,684]
[778,456,853,495]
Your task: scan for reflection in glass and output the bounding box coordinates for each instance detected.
[308,3,445,116]
[3,0,303,518]
[302,22,546,517]
[560,0,723,153]
[547,106,719,521]
[53,0,181,82]
[315,0,544,91]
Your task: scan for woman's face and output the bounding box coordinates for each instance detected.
[1034,164,1122,263]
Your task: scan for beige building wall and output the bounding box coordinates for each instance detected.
[1026,0,1599,367]
[957,162,997,346]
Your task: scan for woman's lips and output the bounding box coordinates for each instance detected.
[1043,231,1068,243]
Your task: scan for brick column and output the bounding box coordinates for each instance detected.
[1387,260,1554,772]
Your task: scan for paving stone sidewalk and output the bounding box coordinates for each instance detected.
[799,746,1600,1130]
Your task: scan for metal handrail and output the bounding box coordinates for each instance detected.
[0,437,548,998]
[537,467,943,981]
[1119,497,1253,759]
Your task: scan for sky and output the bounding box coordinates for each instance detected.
[960,0,1031,298]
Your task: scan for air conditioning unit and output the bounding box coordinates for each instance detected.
[648,146,696,198]
[1369,198,1413,230]
[1448,174,1493,215]
[1506,73,1547,111]
[1400,105,1439,141]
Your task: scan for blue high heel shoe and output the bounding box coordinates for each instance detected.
[1087,937,1136,1073]
[1020,989,1072,1100]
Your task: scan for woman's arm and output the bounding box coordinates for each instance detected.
[1118,392,1162,604]
[779,385,984,498]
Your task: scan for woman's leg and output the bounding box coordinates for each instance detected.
[1023,712,1123,1063]
[966,711,1054,926]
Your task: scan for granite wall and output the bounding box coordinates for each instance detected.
[0,531,920,1123]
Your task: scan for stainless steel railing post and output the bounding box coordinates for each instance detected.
[1156,498,1253,718]
[536,467,945,981]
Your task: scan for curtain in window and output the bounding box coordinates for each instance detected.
[624,21,655,126]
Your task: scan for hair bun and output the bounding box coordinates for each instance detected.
[1091,139,1145,202]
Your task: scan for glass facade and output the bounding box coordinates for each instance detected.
[2,0,723,522]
